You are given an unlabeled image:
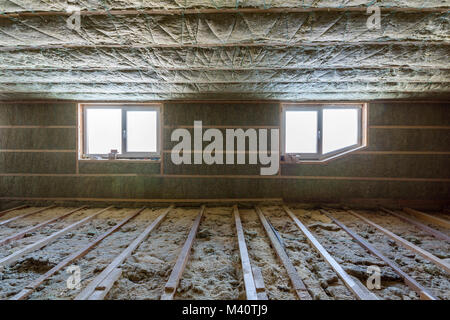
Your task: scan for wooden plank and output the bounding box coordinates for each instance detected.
[283,205,378,300]
[403,208,450,229]
[252,266,268,300]
[381,208,450,242]
[161,205,205,300]
[0,206,114,267]
[346,210,450,274]
[255,206,312,300]
[87,268,123,300]
[233,205,258,300]
[0,205,55,227]
[75,205,174,300]
[320,209,437,300]
[0,204,28,218]
[11,207,146,300]
[0,206,87,246]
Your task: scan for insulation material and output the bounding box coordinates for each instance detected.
[1,45,447,70]
[0,12,448,47]
[0,82,448,94]
[0,3,448,101]
[1,68,449,84]
[1,0,449,12]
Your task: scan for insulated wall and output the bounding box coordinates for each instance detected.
[0,101,448,209]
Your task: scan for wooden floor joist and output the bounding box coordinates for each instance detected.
[403,208,450,229]
[161,206,205,300]
[346,210,450,274]
[11,207,147,300]
[252,266,269,300]
[0,206,87,247]
[0,204,28,218]
[320,209,437,300]
[0,206,114,267]
[283,205,378,300]
[233,205,258,300]
[381,208,450,242]
[255,206,312,300]
[0,205,55,227]
[75,205,174,300]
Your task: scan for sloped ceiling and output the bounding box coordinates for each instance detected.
[0,0,449,101]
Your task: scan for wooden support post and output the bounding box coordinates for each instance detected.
[10,207,146,300]
[381,208,450,242]
[0,205,55,227]
[0,204,28,218]
[161,205,205,300]
[345,210,450,274]
[283,205,378,300]
[320,209,437,300]
[233,205,258,300]
[0,206,114,267]
[75,205,174,300]
[0,206,87,247]
[255,206,312,300]
[403,208,450,229]
[252,266,269,300]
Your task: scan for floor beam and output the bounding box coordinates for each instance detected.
[403,208,450,229]
[161,206,205,300]
[75,205,174,300]
[321,209,438,300]
[283,205,378,300]
[381,208,450,242]
[11,207,146,300]
[255,206,312,300]
[346,210,450,274]
[0,206,87,247]
[0,206,113,267]
[0,204,28,218]
[233,205,258,300]
[0,205,55,227]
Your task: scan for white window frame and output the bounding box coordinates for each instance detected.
[281,103,367,162]
[80,104,161,160]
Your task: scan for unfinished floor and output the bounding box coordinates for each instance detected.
[0,204,448,300]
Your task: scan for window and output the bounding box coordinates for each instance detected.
[80,104,160,159]
[282,104,367,162]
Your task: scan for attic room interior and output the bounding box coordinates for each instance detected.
[0,1,449,304]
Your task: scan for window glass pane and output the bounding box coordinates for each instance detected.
[127,111,158,153]
[285,111,318,153]
[86,108,122,154]
[323,108,359,154]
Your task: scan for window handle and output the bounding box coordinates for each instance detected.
[123,130,127,139]
[318,130,321,140]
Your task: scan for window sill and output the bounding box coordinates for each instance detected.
[281,146,367,164]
